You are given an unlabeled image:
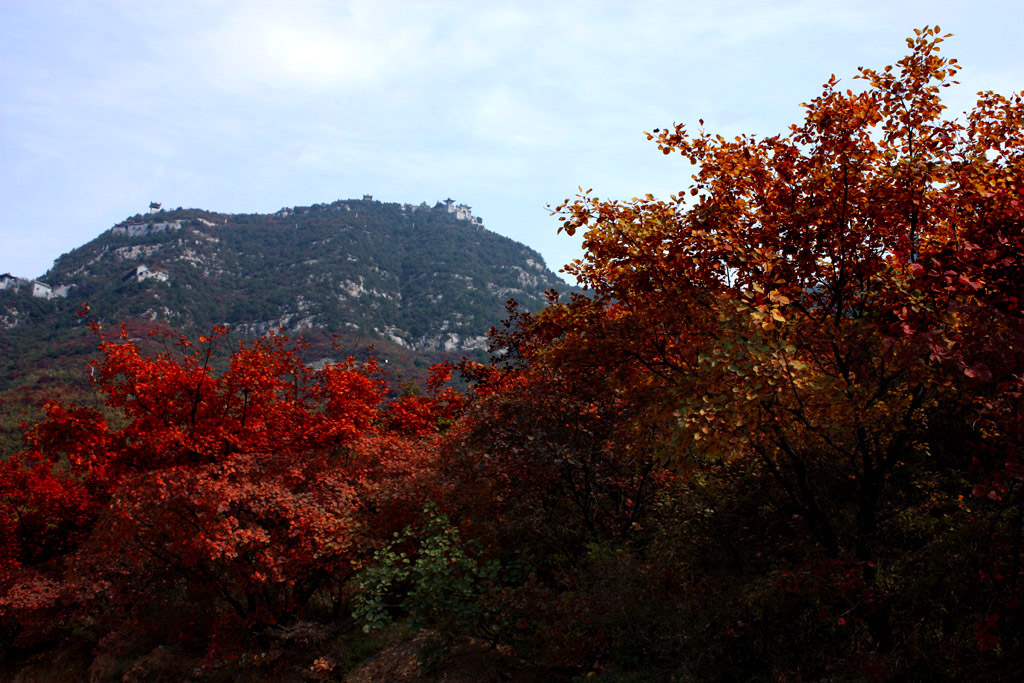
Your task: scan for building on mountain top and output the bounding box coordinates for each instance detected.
[122,264,169,284]
[0,274,67,299]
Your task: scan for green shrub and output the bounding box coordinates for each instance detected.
[352,504,518,645]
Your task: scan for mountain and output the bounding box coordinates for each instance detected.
[0,197,573,392]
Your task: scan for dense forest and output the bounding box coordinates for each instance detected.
[2,29,1022,680]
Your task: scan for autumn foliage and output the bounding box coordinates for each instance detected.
[0,322,452,652]
[2,28,1023,680]
[542,25,1023,673]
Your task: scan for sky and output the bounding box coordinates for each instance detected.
[2,1,1022,283]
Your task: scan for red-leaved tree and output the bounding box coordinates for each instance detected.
[0,321,455,650]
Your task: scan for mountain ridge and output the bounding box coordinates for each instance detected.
[0,196,574,395]
[4,197,570,347]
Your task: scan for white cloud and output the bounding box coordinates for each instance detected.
[194,4,429,93]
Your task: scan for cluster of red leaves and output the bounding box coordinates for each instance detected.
[0,322,459,649]
[385,365,465,436]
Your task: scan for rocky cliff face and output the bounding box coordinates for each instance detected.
[4,198,572,353]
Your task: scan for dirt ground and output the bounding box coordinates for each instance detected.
[344,632,560,682]
[0,628,570,682]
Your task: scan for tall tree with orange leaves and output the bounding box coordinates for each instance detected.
[547,27,1023,652]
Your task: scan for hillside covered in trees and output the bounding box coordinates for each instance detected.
[0,196,570,387]
[2,29,1022,681]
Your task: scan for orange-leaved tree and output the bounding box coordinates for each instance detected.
[444,298,674,561]
[550,27,1023,652]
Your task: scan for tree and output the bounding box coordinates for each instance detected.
[549,27,1023,653]
[0,321,453,651]
[445,302,672,562]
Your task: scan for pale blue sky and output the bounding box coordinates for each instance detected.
[2,1,1022,282]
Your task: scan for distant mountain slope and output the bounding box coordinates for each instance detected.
[5,198,569,346]
[0,197,573,392]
